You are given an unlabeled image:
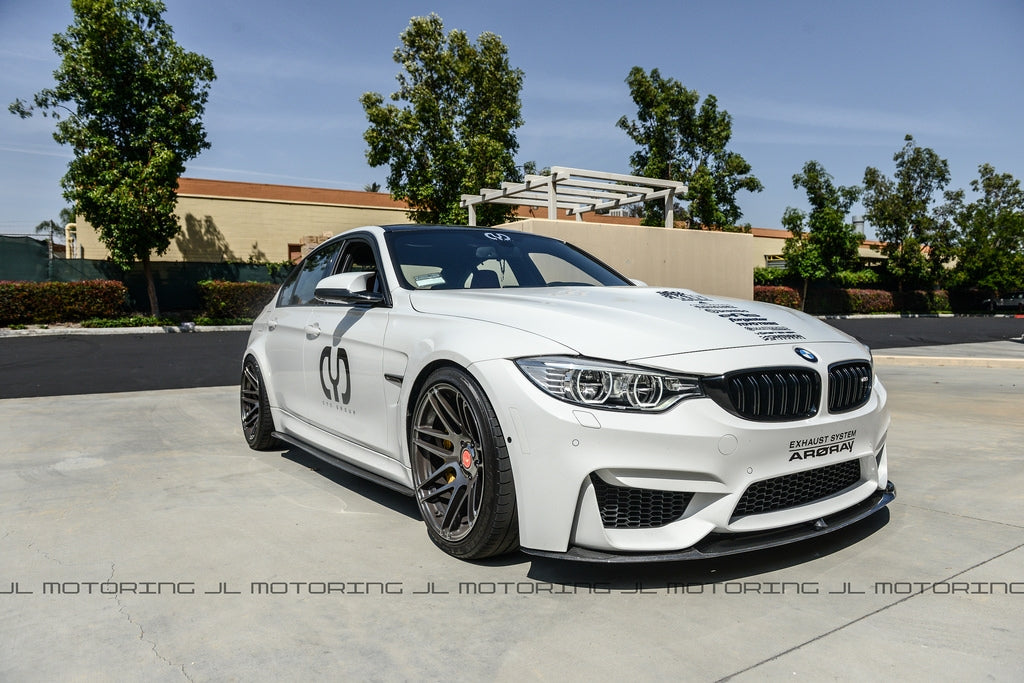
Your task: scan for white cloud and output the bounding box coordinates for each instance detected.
[730,96,965,139]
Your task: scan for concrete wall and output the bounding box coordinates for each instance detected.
[72,179,756,300]
[505,218,753,300]
[75,179,411,263]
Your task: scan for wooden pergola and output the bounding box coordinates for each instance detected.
[461,166,688,228]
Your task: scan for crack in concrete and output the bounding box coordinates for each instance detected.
[26,541,64,566]
[716,540,1024,682]
[895,501,1024,530]
[108,563,194,682]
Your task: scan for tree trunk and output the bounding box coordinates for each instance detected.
[801,277,809,312]
[142,253,160,317]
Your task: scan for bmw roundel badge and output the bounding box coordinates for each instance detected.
[795,347,818,363]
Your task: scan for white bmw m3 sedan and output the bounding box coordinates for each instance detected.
[241,225,894,561]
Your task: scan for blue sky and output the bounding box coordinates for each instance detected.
[2,0,1022,239]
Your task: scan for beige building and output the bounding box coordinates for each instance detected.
[73,177,877,301]
[76,178,412,263]
[750,227,886,271]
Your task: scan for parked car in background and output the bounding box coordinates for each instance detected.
[982,292,1024,312]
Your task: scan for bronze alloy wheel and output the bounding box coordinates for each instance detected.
[410,367,518,559]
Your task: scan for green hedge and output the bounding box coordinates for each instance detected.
[0,280,127,325]
[198,280,279,320]
[753,285,802,309]
[804,288,894,315]
[893,290,951,313]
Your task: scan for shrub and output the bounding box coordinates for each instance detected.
[80,315,174,328]
[198,280,279,319]
[893,290,951,313]
[753,285,801,310]
[805,288,894,315]
[832,269,881,288]
[0,280,127,325]
[946,288,990,313]
[753,267,788,286]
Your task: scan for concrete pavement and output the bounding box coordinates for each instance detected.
[874,339,1024,368]
[1,344,1022,680]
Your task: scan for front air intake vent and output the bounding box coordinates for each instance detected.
[590,474,693,529]
[733,459,862,518]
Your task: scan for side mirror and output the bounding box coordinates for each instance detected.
[314,272,384,305]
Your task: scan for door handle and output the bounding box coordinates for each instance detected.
[304,323,321,339]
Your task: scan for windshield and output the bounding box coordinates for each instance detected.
[385,228,632,290]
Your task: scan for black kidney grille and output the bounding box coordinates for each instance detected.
[828,361,872,413]
[713,368,821,421]
[732,459,862,518]
[590,474,693,529]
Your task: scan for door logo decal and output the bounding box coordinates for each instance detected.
[320,346,351,404]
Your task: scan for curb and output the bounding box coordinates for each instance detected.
[874,355,1024,369]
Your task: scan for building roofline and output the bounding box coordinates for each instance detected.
[176,178,408,209]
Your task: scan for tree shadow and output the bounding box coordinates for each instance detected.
[176,214,237,262]
[248,241,268,263]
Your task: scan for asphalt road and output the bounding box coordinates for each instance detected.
[824,315,1022,349]
[0,331,248,399]
[1,316,1021,399]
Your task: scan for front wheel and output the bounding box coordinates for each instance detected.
[410,367,518,559]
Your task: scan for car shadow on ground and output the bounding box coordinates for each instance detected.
[280,447,421,519]
[280,445,892,583]
[520,510,892,587]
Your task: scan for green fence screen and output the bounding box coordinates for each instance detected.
[0,235,290,312]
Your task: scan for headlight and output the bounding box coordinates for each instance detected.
[515,356,704,412]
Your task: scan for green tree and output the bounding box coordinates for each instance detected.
[862,135,952,290]
[944,164,1024,295]
[10,0,215,315]
[34,207,77,242]
[361,14,524,227]
[782,161,863,307]
[616,67,762,229]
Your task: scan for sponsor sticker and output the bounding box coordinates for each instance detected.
[788,429,857,461]
[657,290,805,342]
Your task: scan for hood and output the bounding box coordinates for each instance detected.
[409,286,860,361]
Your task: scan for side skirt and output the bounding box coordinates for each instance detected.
[273,431,415,497]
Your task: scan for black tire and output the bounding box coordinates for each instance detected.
[409,367,519,559]
[241,356,278,450]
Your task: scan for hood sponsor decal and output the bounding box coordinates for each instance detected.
[658,290,805,342]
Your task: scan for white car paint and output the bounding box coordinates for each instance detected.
[243,224,894,562]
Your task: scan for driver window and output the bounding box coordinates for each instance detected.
[280,241,342,306]
[338,240,381,293]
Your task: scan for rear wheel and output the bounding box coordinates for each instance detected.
[410,367,518,559]
[241,357,278,450]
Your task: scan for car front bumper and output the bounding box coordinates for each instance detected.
[471,349,892,557]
